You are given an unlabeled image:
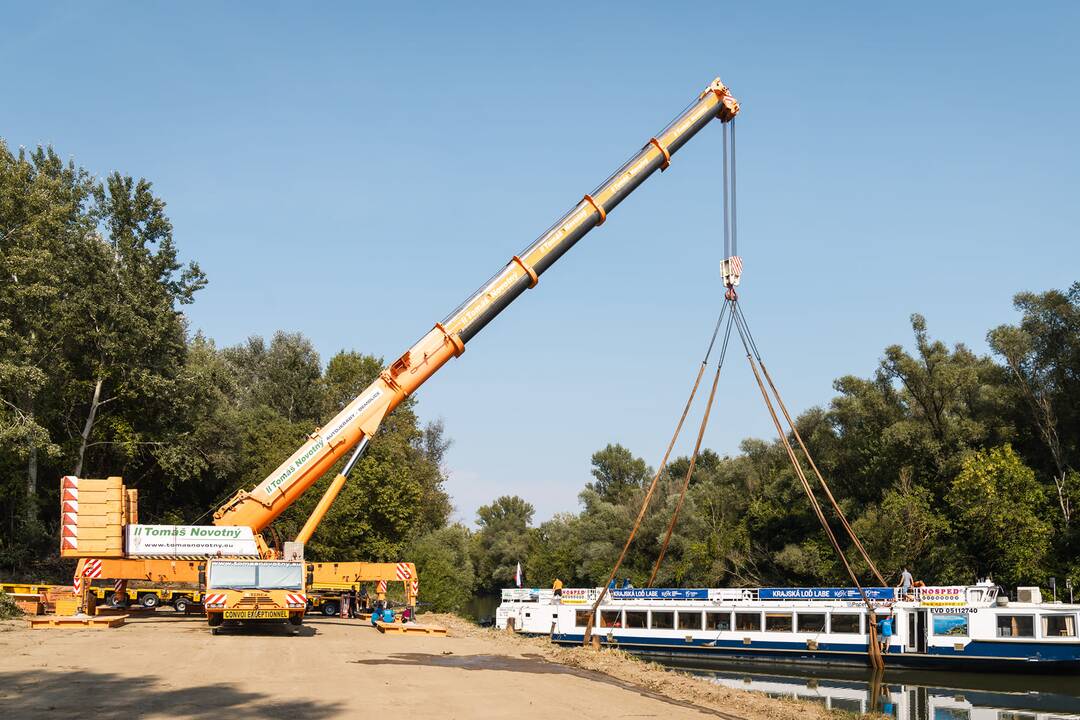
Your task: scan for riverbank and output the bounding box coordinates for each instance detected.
[0,612,863,719]
[426,613,864,720]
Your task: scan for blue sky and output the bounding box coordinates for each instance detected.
[3,2,1077,525]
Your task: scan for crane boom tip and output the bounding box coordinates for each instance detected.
[703,77,740,122]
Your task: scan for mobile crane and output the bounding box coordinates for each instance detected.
[62,77,740,629]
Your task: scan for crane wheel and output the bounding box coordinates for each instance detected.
[289,615,303,627]
[108,592,127,609]
[322,601,339,617]
[173,596,191,614]
[139,593,160,609]
[207,613,223,628]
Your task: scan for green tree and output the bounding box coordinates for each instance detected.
[947,445,1052,586]
[989,284,1080,530]
[0,144,93,526]
[586,444,651,504]
[851,470,956,583]
[474,495,534,591]
[526,513,584,587]
[223,331,324,426]
[407,524,475,612]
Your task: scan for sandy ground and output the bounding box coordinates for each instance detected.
[0,612,853,720]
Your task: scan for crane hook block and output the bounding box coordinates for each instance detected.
[721,256,743,288]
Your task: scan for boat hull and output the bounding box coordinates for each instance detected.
[543,633,1080,674]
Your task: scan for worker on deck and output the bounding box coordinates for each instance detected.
[623,578,634,589]
[877,613,893,654]
[552,578,563,597]
[900,567,914,600]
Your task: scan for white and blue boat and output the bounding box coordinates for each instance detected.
[495,582,1080,673]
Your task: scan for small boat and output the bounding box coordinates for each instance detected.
[495,581,1080,673]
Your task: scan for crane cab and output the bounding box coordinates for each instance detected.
[202,559,307,633]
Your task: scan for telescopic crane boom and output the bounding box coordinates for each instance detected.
[213,78,740,534]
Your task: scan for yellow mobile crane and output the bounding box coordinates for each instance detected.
[62,77,740,628]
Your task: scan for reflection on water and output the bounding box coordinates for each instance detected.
[660,659,1080,720]
[461,594,500,624]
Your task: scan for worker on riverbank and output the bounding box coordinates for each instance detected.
[552,578,563,596]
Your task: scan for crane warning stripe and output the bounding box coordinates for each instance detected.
[83,559,103,578]
[204,594,227,607]
[285,593,307,607]
[395,562,412,580]
[376,580,387,593]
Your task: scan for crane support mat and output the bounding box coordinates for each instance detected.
[28,615,127,630]
[375,621,447,636]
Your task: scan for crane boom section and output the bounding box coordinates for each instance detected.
[213,78,739,532]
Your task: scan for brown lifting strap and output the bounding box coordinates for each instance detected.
[511,255,538,288]
[732,301,884,671]
[583,194,606,225]
[649,138,671,171]
[581,304,728,647]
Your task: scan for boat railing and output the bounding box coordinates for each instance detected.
[500,584,999,607]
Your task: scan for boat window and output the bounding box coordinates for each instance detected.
[935,709,971,720]
[765,613,793,632]
[967,589,984,603]
[1042,614,1077,638]
[706,612,731,631]
[797,613,827,633]
[678,611,703,631]
[735,612,761,632]
[830,613,861,634]
[650,611,675,629]
[575,610,593,627]
[932,614,969,637]
[995,614,1035,638]
[625,611,648,629]
[600,610,622,628]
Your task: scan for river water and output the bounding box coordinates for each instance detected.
[661,658,1080,720]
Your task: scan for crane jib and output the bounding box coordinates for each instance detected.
[213,78,739,532]
[443,82,735,344]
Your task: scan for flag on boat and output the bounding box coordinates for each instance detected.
[515,561,522,588]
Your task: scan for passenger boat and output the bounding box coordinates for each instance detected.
[495,582,1080,673]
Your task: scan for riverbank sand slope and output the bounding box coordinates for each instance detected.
[0,613,854,719]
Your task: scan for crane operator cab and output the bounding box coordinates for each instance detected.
[202,559,307,634]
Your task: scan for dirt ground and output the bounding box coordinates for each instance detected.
[0,612,851,719]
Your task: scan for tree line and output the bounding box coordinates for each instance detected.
[2,144,1078,615]
[0,144,451,578]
